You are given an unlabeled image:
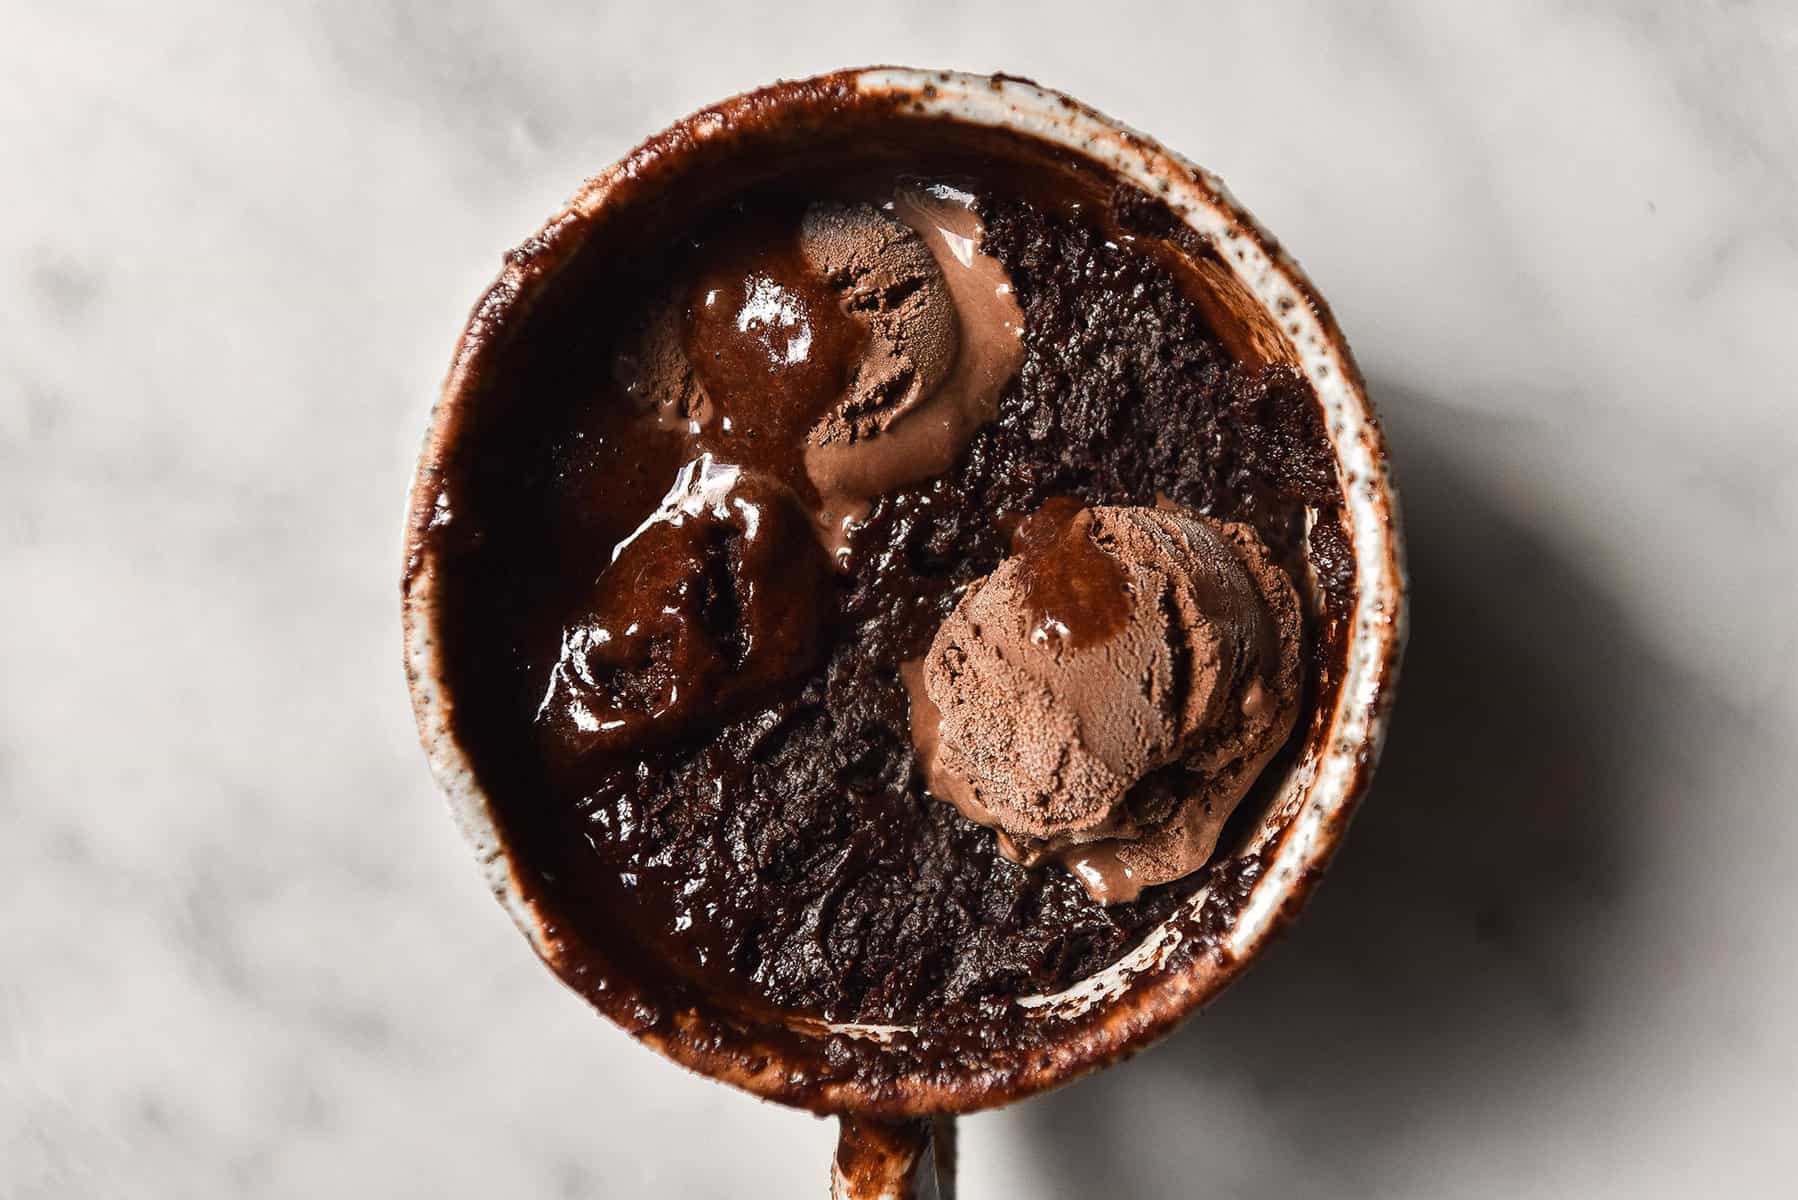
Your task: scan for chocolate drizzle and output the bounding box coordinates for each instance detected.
[1010,497,1131,652]
[687,223,868,492]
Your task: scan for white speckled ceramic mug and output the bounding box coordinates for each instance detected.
[402,67,1406,1199]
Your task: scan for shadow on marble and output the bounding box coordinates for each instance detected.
[1012,379,1669,1194]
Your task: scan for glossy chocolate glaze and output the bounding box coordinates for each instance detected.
[422,137,1348,1028]
[1009,497,1132,652]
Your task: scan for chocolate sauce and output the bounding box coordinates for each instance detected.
[1010,498,1131,652]
[535,460,833,766]
[425,158,1346,1025]
[686,218,868,496]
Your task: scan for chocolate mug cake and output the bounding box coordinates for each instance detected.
[403,68,1405,1197]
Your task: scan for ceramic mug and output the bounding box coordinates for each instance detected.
[402,67,1407,1199]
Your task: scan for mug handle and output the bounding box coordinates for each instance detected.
[831,1116,956,1199]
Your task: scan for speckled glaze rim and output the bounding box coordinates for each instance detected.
[403,67,1406,1117]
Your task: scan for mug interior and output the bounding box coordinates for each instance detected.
[402,68,1404,1116]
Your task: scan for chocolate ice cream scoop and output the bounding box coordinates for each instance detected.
[909,501,1301,903]
[613,184,1022,570]
[799,201,959,442]
[802,186,1023,559]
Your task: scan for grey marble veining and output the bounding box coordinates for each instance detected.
[3,1,1795,1196]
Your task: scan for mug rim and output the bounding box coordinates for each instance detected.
[402,65,1407,1116]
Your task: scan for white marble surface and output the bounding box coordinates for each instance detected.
[4,1,1796,1196]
